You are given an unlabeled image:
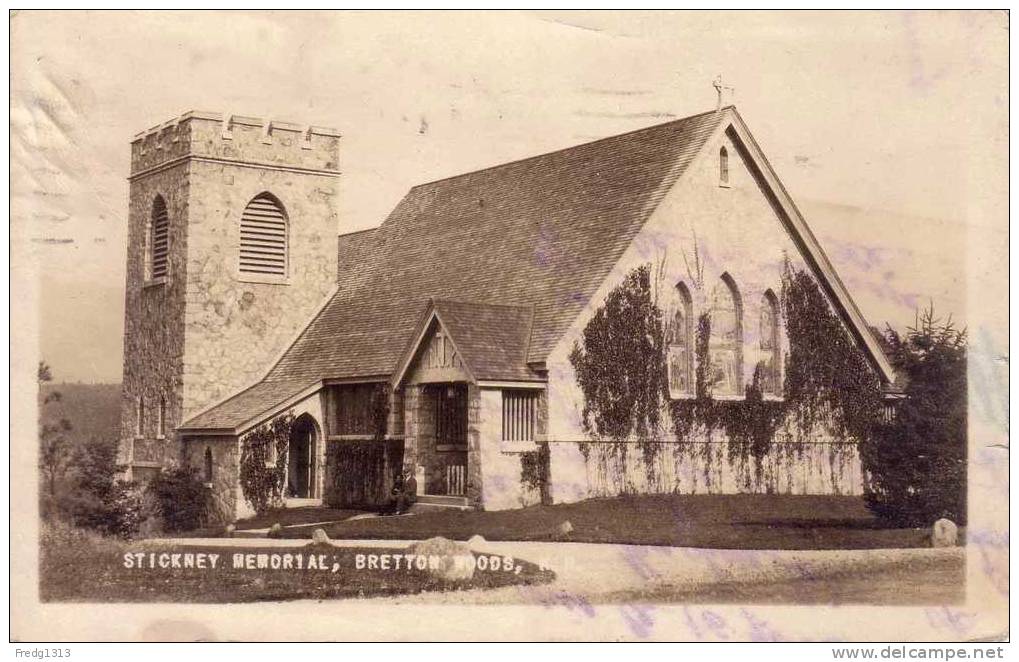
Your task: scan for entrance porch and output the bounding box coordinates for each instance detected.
[403,381,481,507]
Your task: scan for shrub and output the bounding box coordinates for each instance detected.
[860,306,967,526]
[63,437,143,538]
[67,480,144,539]
[146,465,209,532]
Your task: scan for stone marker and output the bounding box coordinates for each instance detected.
[268,523,283,539]
[558,520,574,536]
[407,536,475,581]
[311,528,330,544]
[224,523,236,538]
[931,518,958,547]
[467,534,486,548]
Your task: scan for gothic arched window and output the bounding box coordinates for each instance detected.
[667,282,694,397]
[758,290,781,396]
[708,274,742,396]
[719,146,729,186]
[239,192,288,279]
[148,195,169,280]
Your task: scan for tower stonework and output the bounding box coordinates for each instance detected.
[119,112,340,479]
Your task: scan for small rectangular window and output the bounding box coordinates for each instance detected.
[135,396,145,438]
[502,390,538,442]
[882,401,898,423]
[157,397,166,439]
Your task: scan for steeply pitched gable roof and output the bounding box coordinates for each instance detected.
[180,105,895,433]
[181,109,723,432]
[393,298,539,386]
[264,108,725,385]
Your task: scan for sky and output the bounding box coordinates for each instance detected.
[10,10,1008,383]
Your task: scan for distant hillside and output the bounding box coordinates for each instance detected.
[38,383,121,445]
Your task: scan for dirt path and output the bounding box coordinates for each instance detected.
[152,536,963,605]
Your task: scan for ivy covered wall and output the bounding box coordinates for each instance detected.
[558,259,882,499]
[543,124,887,502]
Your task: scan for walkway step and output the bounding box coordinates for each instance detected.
[233,517,353,538]
[416,494,470,507]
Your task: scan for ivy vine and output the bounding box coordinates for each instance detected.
[781,260,882,443]
[239,412,294,513]
[324,384,393,508]
[520,441,551,505]
[573,260,883,491]
[568,264,667,484]
[670,314,783,484]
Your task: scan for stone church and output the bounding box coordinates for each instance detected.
[119,106,899,524]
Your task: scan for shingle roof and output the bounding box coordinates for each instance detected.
[180,379,315,431]
[430,299,538,382]
[268,108,724,382]
[181,108,726,431]
[336,228,378,286]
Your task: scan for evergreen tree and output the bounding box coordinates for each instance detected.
[861,305,967,525]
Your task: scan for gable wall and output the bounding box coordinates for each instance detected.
[546,120,813,440]
[542,118,866,500]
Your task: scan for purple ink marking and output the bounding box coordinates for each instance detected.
[620,604,656,638]
[740,608,782,642]
[924,606,977,638]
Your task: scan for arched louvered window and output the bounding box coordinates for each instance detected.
[667,282,694,397]
[708,274,743,396]
[719,146,729,186]
[758,290,781,396]
[149,196,169,280]
[239,193,288,279]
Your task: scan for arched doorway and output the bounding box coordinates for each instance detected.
[287,415,319,499]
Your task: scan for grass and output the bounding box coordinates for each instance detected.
[233,506,365,531]
[39,520,554,603]
[281,494,954,549]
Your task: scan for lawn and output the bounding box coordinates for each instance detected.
[234,506,365,531]
[280,494,952,550]
[40,521,554,603]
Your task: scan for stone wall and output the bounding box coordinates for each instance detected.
[465,384,483,506]
[181,116,340,418]
[182,434,242,525]
[119,111,341,484]
[118,161,190,476]
[548,438,864,502]
[401,385,423,476]
[401,383,483,506]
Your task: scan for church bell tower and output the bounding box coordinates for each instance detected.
[118,112,341,480]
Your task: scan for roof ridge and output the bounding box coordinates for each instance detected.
[337,227,377,238]
[432,297,534,311]
[409,106,726,191]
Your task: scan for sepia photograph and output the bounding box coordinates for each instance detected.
[8,8,1009,645]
